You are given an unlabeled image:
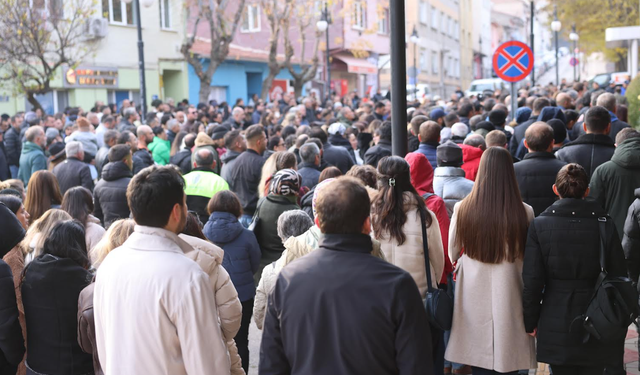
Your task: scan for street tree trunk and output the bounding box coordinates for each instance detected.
[198,77,212,104]
[292,79,304,99]
[26,92,43,113]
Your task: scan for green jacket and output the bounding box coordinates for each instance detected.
[18,141,47,186]
[148,137,171,166]
[590,137,640,238]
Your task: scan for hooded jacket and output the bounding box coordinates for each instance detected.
[169,149,192,175]
[191,133,222,175]
[513,152,566,217]
[405,152,453,285]
[203,212,261,302]
[433,166,474,218]
[220,149,241,182]
[623,188,640,282]
[132,148,154,175]
[590,137,640,238]
[93,161,132,228]
[364,139,392,168]
[18,141,47,186]
[555,133,615,178]
[148,137,170,165]
[0,203,26,375]
[53,157,94,195]
[460,144,483,182]
[22,254,93,375]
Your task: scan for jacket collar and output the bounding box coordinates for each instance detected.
[378,139,392,147]
[419,141,439,149]
[267,194,298,204]
[318,233,373,254]
[564,133,615,148]
[540,198,608,218]
[522,151,556,160]
[127,225,193,255]
[435,166,466,177]
[191,166,215,173]
[298,162,320,170]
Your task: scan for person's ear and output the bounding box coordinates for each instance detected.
[361,216,371,235]
[193,161,198,168]
[211,160,217,170]
[314,216,320,228]
[583,122,587,132]
[524,139,529,150]
[605,123,612,135]
[418,134,423,142]
[552,184,561,198]
[584,187,590,199]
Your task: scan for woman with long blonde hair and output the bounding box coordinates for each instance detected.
[89,218,135,268]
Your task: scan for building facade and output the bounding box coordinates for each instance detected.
[473,0,493,80]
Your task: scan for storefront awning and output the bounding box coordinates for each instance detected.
[333,53,378,74]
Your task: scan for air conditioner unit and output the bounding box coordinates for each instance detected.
[85,18,109,39]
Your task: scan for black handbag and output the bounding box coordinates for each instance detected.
[247,197,266,232]
[574,217,640,343]
[419,208,454,331]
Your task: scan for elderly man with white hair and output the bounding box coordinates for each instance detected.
[53,141,94,194]
[223,107,246,130]
[450,122,469,144]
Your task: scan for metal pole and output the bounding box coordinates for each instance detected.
[555,30,559,87]
[390,0,407,156]
[134,0,147,122]
[324,3,331,101]
[530,1,535,87]
[510,82,517,123]
[413,42,417,101]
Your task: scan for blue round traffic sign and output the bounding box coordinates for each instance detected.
[492,41,534,83]
[570,57,579,67]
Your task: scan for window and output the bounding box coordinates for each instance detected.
[377,8,389,35]
[241,4,260,33]
[456,59,460,77]
[419,2,428,25]
[454,21,459,39]
[352,1,366,30]
[420,50,428,70]
[103,0,136,25]
[30,0,62,18]
[448,18,454,36]
[431,51,438,74]
[159,0,171,29]
[430,7,437,29]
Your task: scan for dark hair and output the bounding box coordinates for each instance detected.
[284,134,296,150]
[61,187,94,226]
[245,124,265,142]
[306,137,323,151]
[458,103,473,117]
[547,119,567,144]
[346,165,377,188]
[281,125,296,141]
[444,112,460,127]
[533,97,550,113]
[378,122,392,141]
[616,128,640,145]
[309,126,328,143]
[419,121,441,143]
[372,156,432,246]
[454,147,529,264]
[208,190,243,217]
[563,109,579,124]
[40,220,89,268]
[127,165,185,227]
[103,129,119,146]
[108,144,131,163]
[184,133,197,148]
[117,130,134,145]
[267,136,282,151]
[0,195,22,214]
[585,106,611,133]
[152,126,164,136]
[616,104,628,123]
[319,166,342,182]
[170,131,187,157]
[182,212,206,240]
[224,129,242,148]
[524,122,554,151]
[315,177,370,234]
[555,163,589,199]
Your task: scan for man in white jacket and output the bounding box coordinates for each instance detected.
[94,165,230,375]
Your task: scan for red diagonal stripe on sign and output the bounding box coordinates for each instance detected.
[498,49,527,75]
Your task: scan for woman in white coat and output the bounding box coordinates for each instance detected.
[445,147,536,375]
[371,156,445,374]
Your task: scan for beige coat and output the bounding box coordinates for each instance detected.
[180,235,245,375]
[445,202,536,373]
[85,215,106,252]
[376,197,445,297]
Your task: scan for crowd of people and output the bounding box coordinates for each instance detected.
[0,79,639,375]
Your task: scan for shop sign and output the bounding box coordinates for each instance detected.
[63,66,118,89]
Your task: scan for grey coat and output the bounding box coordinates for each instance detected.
[433,166,474,218]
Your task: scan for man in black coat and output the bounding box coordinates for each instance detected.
[52,141,94,195]
[227,125,266,227]
[297,143,321,190]
[596,92,630,142]
[556,106,616,178]
[364,121,392,168]
[260,178,433,375]
[3,114,24,178]
[95,129,119,178]
[509,97,550,157]
[309,127,353,174]
[132,125,155,174]
[94,145,133,228]
[514,123,566,216]
[623,188,640,283]
[0,131,10,181]
[0,202,26,375]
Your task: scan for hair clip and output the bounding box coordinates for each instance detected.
[388,178,396,187]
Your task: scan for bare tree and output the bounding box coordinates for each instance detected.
[0,0,97,111]
[260,0,294,101]
[284,2,320,99]
[181,0,246,104]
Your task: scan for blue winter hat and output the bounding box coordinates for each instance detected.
[430,108,446,121]
[515,107,532,125]
[537,106,566,125]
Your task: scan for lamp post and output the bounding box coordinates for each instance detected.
[569,24,579,83]
[551,5,562,88]
[316,3,332,101]
[123,0,154,122]
[479,36,483,79]
[530,0,535,86]
[410,26,419,101]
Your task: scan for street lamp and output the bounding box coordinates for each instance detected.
[570,24,579,83]
[123,0,154,122]
[551,5,562,88]
[410,26,419,101]
[479,36,483,79]
[316,3,332,101]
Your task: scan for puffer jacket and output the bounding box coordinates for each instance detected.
[4,126,23,167]
[623,188,640,282]
[375,193,445,298]
[514,152,567,217]
[460,144,483,182]
[555,134,615,178]
[169,149,192,175]
[93,161,132,228]
[148,137,170,165]
[590,137,640,239]
[132,148,154,175]
[252,225,386,330]
[433,166,474,218]
[78,234,245,375]
[203,212,261,302]
[416,142,440,170]
[18,141,47,186]
[406,152,453,285]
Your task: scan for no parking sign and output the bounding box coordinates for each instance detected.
[493,41,534,83]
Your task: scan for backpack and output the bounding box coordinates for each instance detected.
[573,217,640,343]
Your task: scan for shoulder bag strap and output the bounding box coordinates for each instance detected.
[598,217,608,274]
[419,208,435,293]
[251,197,266,222]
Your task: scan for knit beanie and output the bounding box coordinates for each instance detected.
[437,141,464,167]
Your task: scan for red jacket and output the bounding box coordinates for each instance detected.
[405,152,453,285]
[460,144,484,182]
